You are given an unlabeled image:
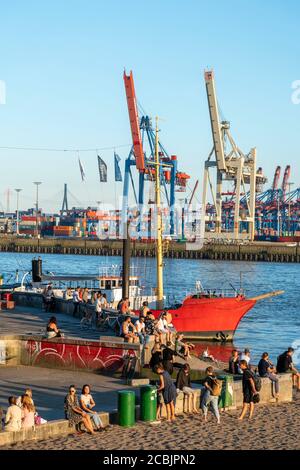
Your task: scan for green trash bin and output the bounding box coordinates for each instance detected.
[140,385,157,422]
[118,390,136,427]
[218,375,233,409]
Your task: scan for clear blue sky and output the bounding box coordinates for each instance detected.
[0,0,300,212]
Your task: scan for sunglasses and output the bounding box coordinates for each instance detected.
[70,389,76,393]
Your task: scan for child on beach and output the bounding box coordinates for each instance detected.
[155,363,177,422]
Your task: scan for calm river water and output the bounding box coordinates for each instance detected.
[1,252,299,365]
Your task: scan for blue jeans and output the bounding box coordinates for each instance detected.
[87,411,102,428]
[201,390,220,421]
[266,372,279,394]
[137,333,150,345]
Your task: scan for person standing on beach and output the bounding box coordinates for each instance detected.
[238,360,259,420]
[155,363,176,422]
[229,349,240,375]
[258,352,279,398]
[201,366,221,424]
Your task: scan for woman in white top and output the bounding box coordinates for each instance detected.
[80,385,104,431]
[5,396,22,432]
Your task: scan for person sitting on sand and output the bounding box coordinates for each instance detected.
[277,347,300,391]
[229,349,240,375]
[80,384,105,431]
[238,360,259,420]
[64,385,95,435]
[176,364,199,414]
[5,397,22,432]
[258,352,279,398]
[155,363,177,422]
[46,317,62,339]
[201,366,221,424]
[175,334,195,359]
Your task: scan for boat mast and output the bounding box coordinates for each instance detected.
[155,117,164,309]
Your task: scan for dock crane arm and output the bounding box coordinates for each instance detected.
[281,165,291,200]
[204,70,227,171]
[272,166,281,191]
[123,70,145,171]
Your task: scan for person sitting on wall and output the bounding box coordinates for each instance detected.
[46,316,62,339]
[119,315,139,343]
[277,347,300,391]
[64,385,95,435]
[201,347,215,362]
[175,333,195,359]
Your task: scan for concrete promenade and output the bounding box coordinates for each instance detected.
[0,305,102,341]
[0,365,137,421]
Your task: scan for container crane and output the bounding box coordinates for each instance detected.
[122,70,190,236]
[281,165,291,201]
[202,70,266,240]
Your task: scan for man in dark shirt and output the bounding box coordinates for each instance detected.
[228,349,240,375]
[258,352,279,397]
[162,342,178,375]
[277,347,300,390]
[238,360,258,420]
[176,364,199,414]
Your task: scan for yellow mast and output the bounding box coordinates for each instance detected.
[155,117,164,309]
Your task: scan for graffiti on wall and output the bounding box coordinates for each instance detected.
[24,339,136,372]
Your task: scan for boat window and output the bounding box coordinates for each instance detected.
[112,280,116,287]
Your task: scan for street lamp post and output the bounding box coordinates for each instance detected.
[33,182,42,238]
[15,189,22,235]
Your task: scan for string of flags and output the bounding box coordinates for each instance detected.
[78,153,123,183]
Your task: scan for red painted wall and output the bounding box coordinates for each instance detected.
[23,339,137,373]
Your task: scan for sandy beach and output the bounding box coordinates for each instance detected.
[2,392,300,451]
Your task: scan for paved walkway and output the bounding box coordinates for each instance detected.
[0,365,138,421]
[0,305,226,371]
[0,305,104,340]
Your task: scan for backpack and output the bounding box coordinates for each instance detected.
[250,371,262,392]
[211,378,223,396]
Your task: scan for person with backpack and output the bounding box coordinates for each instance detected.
[201,366,221,424]
[276,347,300,391]
[258,352,279,398]
[238,359,260,420]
